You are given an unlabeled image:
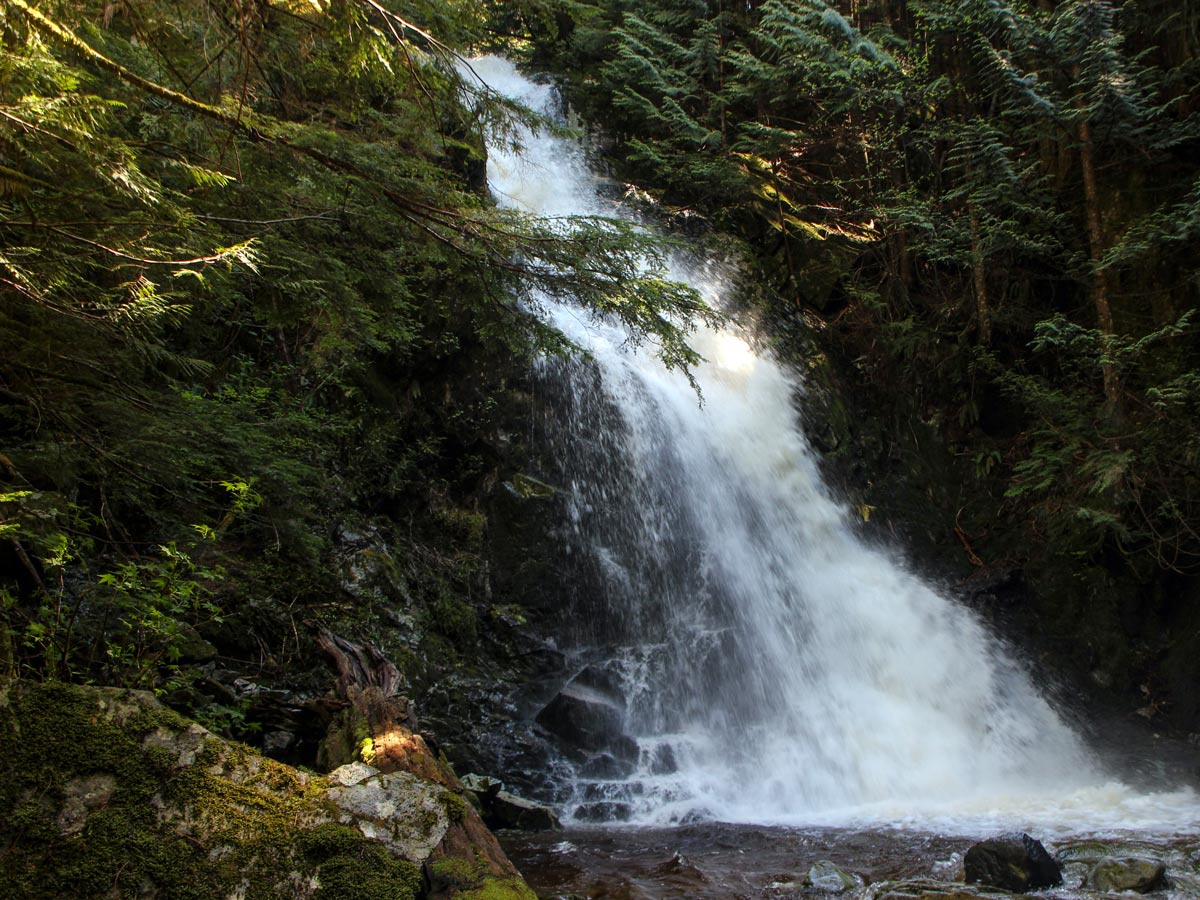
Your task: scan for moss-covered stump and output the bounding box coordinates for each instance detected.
[0,681,534,900]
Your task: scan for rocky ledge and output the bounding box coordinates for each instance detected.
[0,680,538,900]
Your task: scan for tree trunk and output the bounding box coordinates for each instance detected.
[313,627,525,890]
[1077,109,1121,410]
[966,163,992,345]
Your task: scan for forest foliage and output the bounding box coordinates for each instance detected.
[0,0,709,698]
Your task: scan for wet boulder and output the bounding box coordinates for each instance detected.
[490,791,562,831]
[648,743,677,775]
[535,681,637,762]
[570,664,625,698]
[1088,857,1167,893]
[964,833,1062,891]
[579,752,636,780]
[461,772,503,802]
[460,773,560,831]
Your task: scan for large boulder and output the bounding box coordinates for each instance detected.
[325,761,457,860]
[964,833,1063,891]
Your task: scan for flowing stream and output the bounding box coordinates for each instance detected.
[465,57,1198,842]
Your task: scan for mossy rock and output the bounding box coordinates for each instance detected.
[0,681,469,899]
[1088,857,1168,893]
[455,877,538,900]
[426,856,537,900]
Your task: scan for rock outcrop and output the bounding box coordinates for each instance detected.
[534,665,640,782]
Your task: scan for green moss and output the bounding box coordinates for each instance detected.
[298,822,368,859]
[436,506,489,545]
[439,789,469,824]
[425,592,478,647]
[426,857,538,900]
[143,743,180,776]
[312,849,421,900]
[510,473,556,500]
[455,876,539,900]
[429,855,485,891]
[361,734,378,765]
[0,682,223,899]
[301,824,422,900]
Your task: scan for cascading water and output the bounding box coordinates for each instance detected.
[465,57,1198,837]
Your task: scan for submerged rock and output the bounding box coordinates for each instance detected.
[964,833,1063,891]
[1088,857,1167,893]
[872,878,1000,900]
[930,852,966,882]
[806,860,863,892]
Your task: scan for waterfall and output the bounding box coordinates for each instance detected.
[465,57,1199,836]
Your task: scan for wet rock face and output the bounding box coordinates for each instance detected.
[578,752,635,779]
[572,800,634,822]
[964,833,1063,891]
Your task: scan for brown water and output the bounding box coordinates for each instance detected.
[502,825,1200,900]
[505,825,977,899]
